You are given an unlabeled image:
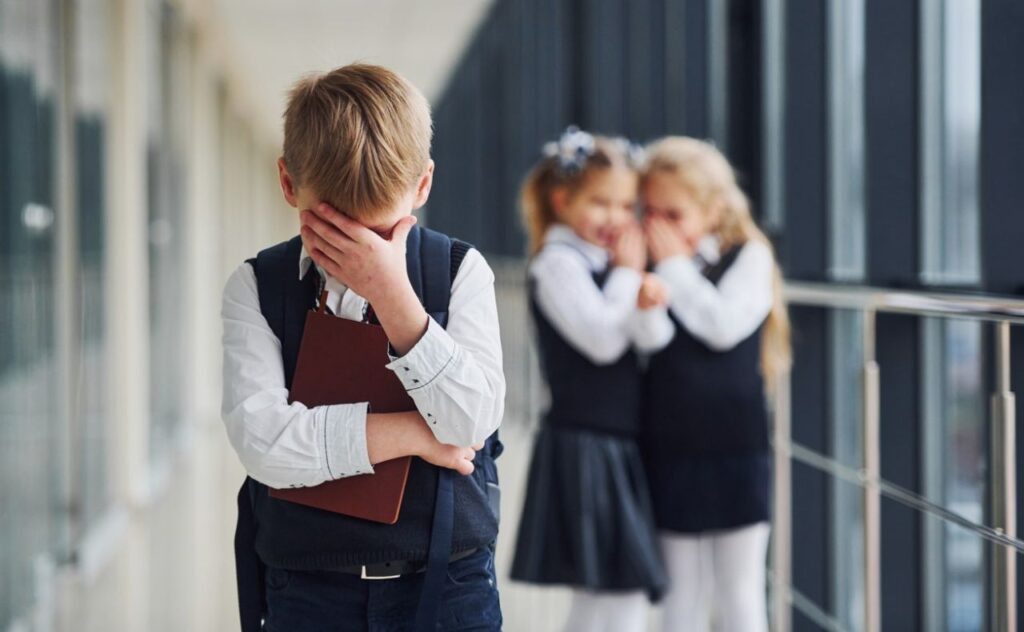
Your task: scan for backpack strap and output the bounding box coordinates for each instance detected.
[413,225,458,327]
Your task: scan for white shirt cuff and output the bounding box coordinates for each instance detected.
[631,306,676,352]
[604,266,644,298]
[385,317,457,392]
[322,402,374,478]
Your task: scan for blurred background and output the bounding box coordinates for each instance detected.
[3,0,1024,631]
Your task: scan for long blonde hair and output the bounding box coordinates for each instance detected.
[643,137,792,391]
[521,133,637,255]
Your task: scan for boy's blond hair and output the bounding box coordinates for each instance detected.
[282,63,433,219]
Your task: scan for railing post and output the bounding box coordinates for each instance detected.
[772,369,792,632]
[991,321,1016,631]
[862,310,881,632]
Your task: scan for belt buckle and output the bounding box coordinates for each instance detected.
[360,565,401,580]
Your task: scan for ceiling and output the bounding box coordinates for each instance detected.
[211,0,495,145]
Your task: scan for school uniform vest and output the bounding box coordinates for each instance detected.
[530,267,643,436]
[242,228,499,571]
[643,245,769,455]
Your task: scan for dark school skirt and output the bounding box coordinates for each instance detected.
[509,425,668,602]
[643,447,772,534]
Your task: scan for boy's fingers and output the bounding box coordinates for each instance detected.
[390,215,418,244]
[302,209,354,249]
[300,225,345,261]
[317,203,376,243]
[310,248,344,281]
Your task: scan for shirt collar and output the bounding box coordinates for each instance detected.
[298,245,315,280]
[544,223,609,270]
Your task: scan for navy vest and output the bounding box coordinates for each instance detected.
[242,227,500,571]
[643,244,769,455]
[530,265,643,436]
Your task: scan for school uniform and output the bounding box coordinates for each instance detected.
[640,236,775,632]
[221,226,505,632]
[510,224,668,604]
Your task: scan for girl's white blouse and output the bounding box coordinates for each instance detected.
[644,237,776,353]
[529,224,670,364]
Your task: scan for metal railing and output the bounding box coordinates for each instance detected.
[772,282,1024,632]
[490,260,1023,630]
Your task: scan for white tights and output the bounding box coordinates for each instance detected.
[563,589,648,632]
[659,522,770,632]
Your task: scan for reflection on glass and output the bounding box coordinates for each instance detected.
[830,309,864,629]
[923,318,985,632]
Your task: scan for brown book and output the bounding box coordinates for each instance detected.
[269,304,413,524]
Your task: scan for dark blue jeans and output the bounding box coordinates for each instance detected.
[262,547,502,631]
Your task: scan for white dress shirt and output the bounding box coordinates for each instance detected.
[529,224,668,364]
[220,242,506,490]
[643,236,775,353]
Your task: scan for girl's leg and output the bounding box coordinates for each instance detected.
[598,591,649,632]
[708,522,770,632]
[564,590,649,632]
[660,532,713,632]
[564,590,603,632]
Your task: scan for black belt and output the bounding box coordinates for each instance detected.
[335,547,479,580]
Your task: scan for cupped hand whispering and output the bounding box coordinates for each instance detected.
[644,215,693,263]
[611,221,647,271]
[299,203,416,305]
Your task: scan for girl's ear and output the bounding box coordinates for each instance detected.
[550,187,569,218]
[707,198,727,231]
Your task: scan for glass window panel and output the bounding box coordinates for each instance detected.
[923,514,986,632]
[920,0,981,284]
[146,0,188,459]
[827,0,866,280]
[0,0,64,626]
[923,318,985,631]
[761,0,786,231]
[74,0,112,534]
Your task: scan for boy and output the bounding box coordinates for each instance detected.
[221,64,504,631]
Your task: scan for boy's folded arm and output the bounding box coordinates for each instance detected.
[385,249,506,448]
[221,262,377,488]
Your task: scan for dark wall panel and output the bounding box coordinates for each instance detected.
[981,0,1024,296]
[877,314,922,630]
[780,0,826,280]
[865,0,918,287]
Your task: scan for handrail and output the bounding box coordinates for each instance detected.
[776,279,1018,632]
[785,281,1024,323]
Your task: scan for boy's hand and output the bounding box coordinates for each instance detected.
[420,441,481,476]
[300,203,416,307]
[645,215,693,263]
[637,273,669,310]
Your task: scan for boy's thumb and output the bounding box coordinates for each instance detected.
[392,215,418,243]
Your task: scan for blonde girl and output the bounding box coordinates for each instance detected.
[510,127,669,632]
[638,136,791,632]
